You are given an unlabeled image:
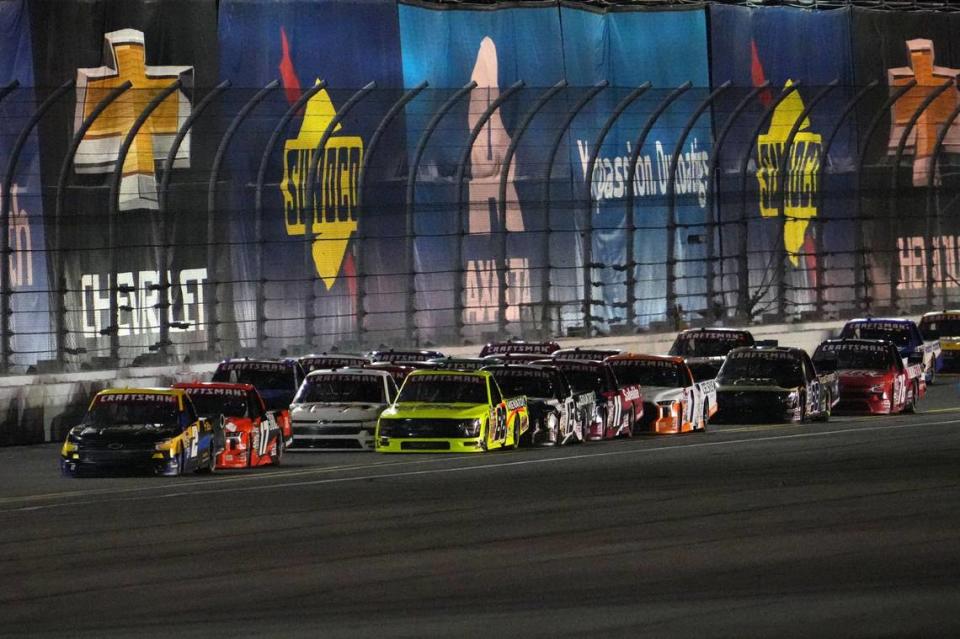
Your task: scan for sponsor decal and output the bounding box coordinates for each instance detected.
[490,367,552,379]
[847,320,910,333]
[74,29,193,211]
[821,342,887,353]
[97,392,177,404]
[622,387,641,402]
[614,358,680,369]
[220,361,290,372]
[505,397,526,411]
[677,331,750,343]
[410,373,484,384]
[482,342,557,355]
[307,373,376,384]
[373,351,437,362]
[279,29,361,291]
[887,39,960,187]
[3,187,34,288]
[184,387,246,397]
[301,357,366,370]
[895,235,960,290]
[728,350,797,361]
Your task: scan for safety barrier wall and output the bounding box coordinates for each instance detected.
[0,1,957,375]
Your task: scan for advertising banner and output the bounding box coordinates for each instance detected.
[399,0,565,341]
[218,0,404,349]
[30,0,219,364]
[852,8,960,309]
[560,3,711,330]
[710,4,856,318]
[0,0,52,370]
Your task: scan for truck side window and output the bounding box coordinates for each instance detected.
[489,379,503,405]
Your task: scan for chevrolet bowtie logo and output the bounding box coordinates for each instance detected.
[281,81,362,289]
[888,39,960,187]
[756,79,822,267]
[74,29,193,211]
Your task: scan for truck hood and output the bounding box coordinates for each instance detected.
[381,403,489,420]
[715,381,800,393]
[643,386,685,403]
[71,423,180,445]
[291,402,386,422]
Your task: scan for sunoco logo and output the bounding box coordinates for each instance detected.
[755,79,822,267]
[281,81,362,290]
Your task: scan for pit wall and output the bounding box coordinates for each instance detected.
[2,319,845,446]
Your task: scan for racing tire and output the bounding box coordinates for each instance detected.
[701,404,709,432]
[813,391,831,423]
[927,365,936,386]
[175,448,185,477]
[480,424,489,452]
[798,392,807,423]
[198,442,217,474]
[905,382,918,414]
[625,409,635,438]
[509,415,521,450]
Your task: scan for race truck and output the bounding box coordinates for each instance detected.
[546,358,642,440]
[61,388,219,477]
[715,347,838,422]
[174,382,282,468]
[289,368,397,451]
[919,310,960,372]
[668,327,755,382]
[606,354,714,434]
[367,349,445,364]
[483,363,596,445]
[298,352,371,373]
[479,340,560,361]
[839,318,941,384]
[376,370,528,453]
[812,339,925,414]
[211,358,305,446]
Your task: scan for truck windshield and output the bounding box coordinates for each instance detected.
[669,332,752,357]
[840,323,911,348]
[555,368,604,393]
[489,369,559,399]
[396,375,488,404]
[919,318,960,340]
[83,395,180,428]
[814,347,889,371]
[295,375,385,404]
[609,361,685,387]
[184,391,248,418]
[718,355,803,388]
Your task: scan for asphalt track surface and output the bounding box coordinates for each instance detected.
[3,384,960,637]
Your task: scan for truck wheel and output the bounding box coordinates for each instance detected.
[905,382,918,414]
[814,391,831,422]
[701,404,709,431]
[509,415,520,450]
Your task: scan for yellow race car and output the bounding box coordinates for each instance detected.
[376,370,528,453]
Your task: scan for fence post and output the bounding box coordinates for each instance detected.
[582,83,650,336]
[356,82,428,344]
[54,80,129,368]
[624,82,692,328]
[814,80,879,317]
[206,80,279,354]
[302,82,377,348]
[890,79,953,310]
[540,82,607,337]
[773,80,838,319]
[496,81,566,337]
[854,79,915,315]
[735,82,801,321]
[158,80,230,363]
[106,80,183,363]
[925,100,960,309]
[707,82,769,318]
[253,81,327,356]
[0,80,72,373]
[404,81,476,345]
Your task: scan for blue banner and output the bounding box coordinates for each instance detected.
[218,0,404,348]
[710,5,857,318]
[1,1,52,368]
[399,1,566,340]
[561,5,711,330]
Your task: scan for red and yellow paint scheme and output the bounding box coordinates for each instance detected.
[606,354,715,434]
[174,382,283,469]
[211,358,305,446]
[546,358,643,440]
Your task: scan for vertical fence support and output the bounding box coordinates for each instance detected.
[252,80,325,352]
[889,79,954,311]
[356,81,428,344]
[458,81,527,339]
[925,101,960,309]
[623,82,692,328]
[206,80,279,354]
[855,79,915,315]
[54,81,130,368]
[735,82,801,320]
[496,81,566,337]
[452,80,525,339]
[302,82,377,348]
[106,80,183,363]
[707,82,769,319]
[665,82,729,326]
[0,80,72,373]
[774,80,838,319]
[404,81,476,345]
[814,80,879,317]
[540,82,607,336]
[582,83,650,336]
[158,79,230,362]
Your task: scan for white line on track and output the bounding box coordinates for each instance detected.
[5,416,959,513]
